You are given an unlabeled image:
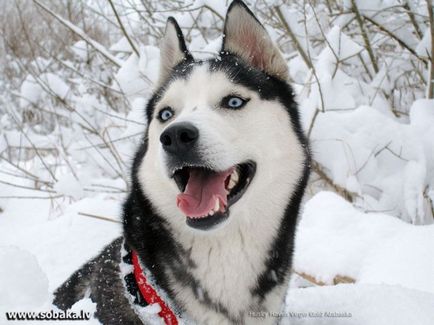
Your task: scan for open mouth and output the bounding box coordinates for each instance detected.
[172,161,256,230]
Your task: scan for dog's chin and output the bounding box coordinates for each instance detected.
[170,161,256,231]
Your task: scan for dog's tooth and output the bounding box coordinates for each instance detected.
[209,210,215,216]
[232,170,239,183]
[214,199,220,212]
[228,178,236,190]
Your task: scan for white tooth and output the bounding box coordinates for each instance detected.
[209,210,214,216]
[214,199,220,211]
[232,170,239,183]
[228,178,236,190]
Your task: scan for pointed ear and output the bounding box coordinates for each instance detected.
[158,17,192,85]
[222,0,288,80]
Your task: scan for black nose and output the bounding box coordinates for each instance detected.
[160,122,199,155]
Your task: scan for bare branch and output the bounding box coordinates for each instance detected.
[362,14,428,67]
[78,212,122,224]
[427,0,434,99]
[33,0,122,67]
[107,0,140,56]
[351,0,379,73]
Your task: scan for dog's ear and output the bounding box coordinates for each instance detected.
[222,0,288,80]
[159,17,192,85]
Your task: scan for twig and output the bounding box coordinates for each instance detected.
[423,186,434,219]
[0,155,50,183]
[312,161,358,202]
[78,212,122,224]
[403,1,424,39]
[307,108,320,139]
[427,0,434,99]
[5,107,58,181]
[362,14,428,67]
[294,271,355,286]
[274,6,313,70]
[33,0,122,67]
[274,5,325,113]
[0,195,63,200]
[351,0,379,73]
[107,0,140,56]
[0,179,55,193]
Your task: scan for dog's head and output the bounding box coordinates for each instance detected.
[137,0,308,232]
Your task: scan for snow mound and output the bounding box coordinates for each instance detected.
[54,174,84,200]
[0,246,49,308]
[284,283,434,325]
[71,40,89,60]
[310,104,433,224]
[294,191,434,293]
[20,73,70,108]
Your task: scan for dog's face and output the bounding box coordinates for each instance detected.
[138,1,306,232]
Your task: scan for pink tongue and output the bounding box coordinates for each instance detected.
[176,168,234,218]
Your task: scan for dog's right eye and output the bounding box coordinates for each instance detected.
[158,107,174,122]
[221,95,249,109]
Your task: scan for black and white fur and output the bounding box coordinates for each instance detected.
[54,1,310,324]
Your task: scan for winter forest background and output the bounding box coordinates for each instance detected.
[0,0,433,324]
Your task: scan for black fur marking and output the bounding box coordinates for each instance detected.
[122,248,149,307]
[54,238,144,324]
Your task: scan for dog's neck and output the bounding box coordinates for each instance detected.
[163,205,290,324]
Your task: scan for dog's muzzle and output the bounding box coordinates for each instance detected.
[160,122,207,176]
[159,122,256,231]
[160,122,199,157]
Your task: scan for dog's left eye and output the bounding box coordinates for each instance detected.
[158,107,174,122]
[222,96,248,109]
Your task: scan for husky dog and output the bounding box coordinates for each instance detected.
[53,1,310,324]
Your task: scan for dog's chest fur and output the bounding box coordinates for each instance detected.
[163,210,287,325]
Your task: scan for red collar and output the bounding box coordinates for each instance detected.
[131,251,178,325]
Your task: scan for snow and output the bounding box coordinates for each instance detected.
[284,283,434,325]
[71,40,88,60]
[309,105,433,224]
[325,26,363,61]
[53,174,84,200]
[33,0,123,67]
[0,195,122,293]
[0,246,49,308]
[110,37,133,53]
[294,191,434,294]
[1,188,433,324]
[20,73,70,108]
[113,49,155,100]
[20,75,43,108]
[416,27,432,58]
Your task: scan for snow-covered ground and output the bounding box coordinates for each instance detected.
[1,190,434,324]
[1,0,433,324]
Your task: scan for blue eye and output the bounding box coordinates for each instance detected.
[222,96,248,109]
[158,107,174,122]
